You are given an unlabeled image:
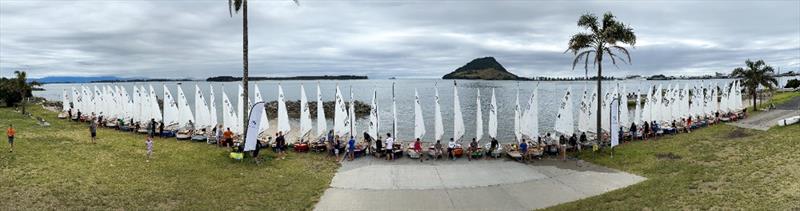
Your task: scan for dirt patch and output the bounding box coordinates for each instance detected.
[655,152,682,160]
[727,129,752,139]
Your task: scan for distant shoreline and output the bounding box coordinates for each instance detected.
[206,75,368,82]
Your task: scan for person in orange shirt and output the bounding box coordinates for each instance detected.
[7,124,16,153]
[222,128,234,148]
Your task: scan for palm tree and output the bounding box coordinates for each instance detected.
[731,59,777,110]
[566,12,636,141]
[228,0,297,141]
[12,71,36,114]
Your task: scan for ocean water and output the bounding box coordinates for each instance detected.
[34,76,798,143]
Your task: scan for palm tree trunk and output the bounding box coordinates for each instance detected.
[752,89,757,111]
[596,55,602,144]
[242,0,250,140]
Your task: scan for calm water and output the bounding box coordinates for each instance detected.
[35,77,799,143]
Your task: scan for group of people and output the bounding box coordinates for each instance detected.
[627,109,746,141]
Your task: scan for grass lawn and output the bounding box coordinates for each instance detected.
[0,105,339,210]
[548,93,800,210]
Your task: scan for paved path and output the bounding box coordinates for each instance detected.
[729,95,800,131]
[315,157,645,211]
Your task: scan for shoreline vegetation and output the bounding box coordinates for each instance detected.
[0,105,339,210]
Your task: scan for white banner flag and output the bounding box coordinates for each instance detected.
[610,98,620,148]
[244,102,265,151]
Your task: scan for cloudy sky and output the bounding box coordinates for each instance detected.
[1,0,798,79]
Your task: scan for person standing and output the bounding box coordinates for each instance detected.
[467,138,478,161]
[89,119,98,144]
[362,132,373,155]
[252,138,262,164]
[7,124,16,153]
[347,136,356,161]
[276,131,287,160]
[222,128,233,148]
[385,133,394,161]
[488,138,499,159]
[158,120,164,138]
[145,135,153,162]
[149,118,156,137]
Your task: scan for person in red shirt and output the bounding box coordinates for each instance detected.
[7,124,16,153]
[414,138,423,163]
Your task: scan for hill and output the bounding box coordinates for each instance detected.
[442,57,519,80]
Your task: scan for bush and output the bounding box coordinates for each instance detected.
[785,79,800,89]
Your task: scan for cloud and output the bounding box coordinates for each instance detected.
[1,0,798,79]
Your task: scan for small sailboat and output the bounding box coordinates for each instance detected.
[428,84,443,159]
[334,85,347,138]
[554,87,574,147]
[175,85,195,140]
[452,81,465,158]
[222,87,238,139]
[407,88,425,159]
[192,84,212,141]
[59,89,70,119]
[295,84,312,152]
[368,88,380,155]
[162,85,180,136]
[470,89,484,159]
[254,84,271,145]
[484,88,502,158]
[312,83,328,152]
[277,84,291,142]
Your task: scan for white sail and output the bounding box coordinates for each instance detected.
[514,89,522,142]
[62,89,70,112]
[601,91,611,131]
[122,87,132,122]
[619,86,629,128]
[588,88,598,133]
[176,85,195,128]
[222,89,237,133]
[277,85,291,135]
[392,83,398,139]
[414,88,426,139]
[578,87,590,132]
[348,87,356,138]
[475,89,483,142]
[488,88,497,139]
[634,89,642,125]
[368,88,379,140]
[254,84,269,134]
[334,85,347,137]
[453,81,465,141]
[194,84,211,128]
[149,85,162,123]
[162,85,179,127]
[132,86,141,123]
[237,84,245,134]
[209,84,218,128]
[554,87,574,136]
[317,83,327,137]
[300,84,312,138]
[522,85,539,138]
[434,85,444,141]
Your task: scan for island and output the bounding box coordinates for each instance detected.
[442,57,520,80]
[207,75,367,82]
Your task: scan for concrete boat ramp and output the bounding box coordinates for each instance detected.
[315,157,645,211]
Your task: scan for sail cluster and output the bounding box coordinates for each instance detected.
[60,80,744,142]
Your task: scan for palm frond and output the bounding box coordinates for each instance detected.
[577,13,599,34]
[565,33,594,54]
[608,45,632,64]
[228,0,243,16]
[571,50,595,71]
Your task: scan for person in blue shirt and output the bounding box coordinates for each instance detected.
[519,140,528,162]
[347,136,356,161]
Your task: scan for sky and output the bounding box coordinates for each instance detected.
[1,0,799,79]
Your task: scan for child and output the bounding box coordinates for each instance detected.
[145,135,154,162]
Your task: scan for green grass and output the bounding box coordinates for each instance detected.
[547,103,800,210]
[0,106,339,210]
